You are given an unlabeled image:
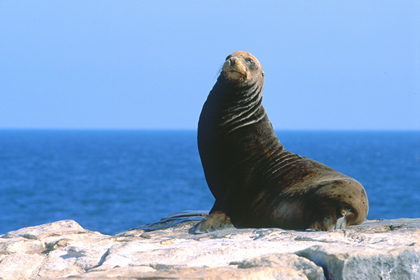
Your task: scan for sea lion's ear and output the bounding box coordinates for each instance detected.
[262,71,265,77]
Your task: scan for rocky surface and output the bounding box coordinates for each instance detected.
[0,212,419,279]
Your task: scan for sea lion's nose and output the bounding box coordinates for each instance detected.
[227,57,238,66]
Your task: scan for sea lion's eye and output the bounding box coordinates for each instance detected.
[245,58,254,65]
[225,55,231,61]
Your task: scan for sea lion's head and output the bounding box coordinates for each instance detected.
[222,51,264,86]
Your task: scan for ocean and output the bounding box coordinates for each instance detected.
[0,130,419,235]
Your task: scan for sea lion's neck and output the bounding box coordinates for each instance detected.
[198,74,287,163]
[206,76,265,135]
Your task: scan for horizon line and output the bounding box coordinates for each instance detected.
[0,128,419,132]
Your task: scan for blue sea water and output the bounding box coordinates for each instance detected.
[0,130,419,235]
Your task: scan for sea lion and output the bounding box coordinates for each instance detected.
[196,51,368,232]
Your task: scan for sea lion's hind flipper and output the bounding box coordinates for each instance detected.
[334,209,355,229]
[191,211,234,234]
[307,208,354,231]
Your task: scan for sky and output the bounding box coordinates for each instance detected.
[1,1,419,130]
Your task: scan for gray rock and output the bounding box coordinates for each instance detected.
[298,245,420,280]
[233,253,325,280]
[0,215,419,279]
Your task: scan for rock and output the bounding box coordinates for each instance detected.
[233,253,325,280]
[0,253,45,280]
[80,265,312,280]
[0,220,111,279]
[298,246,420,280]
[0,214,419,279]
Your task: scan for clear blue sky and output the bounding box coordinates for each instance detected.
[1,1,419,130]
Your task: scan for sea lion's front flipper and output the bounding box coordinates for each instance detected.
[191,211,234,234]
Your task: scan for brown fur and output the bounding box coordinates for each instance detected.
[196,51,368,232]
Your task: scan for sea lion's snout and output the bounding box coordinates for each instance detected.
[222,51,264,84]
[223,56,248,82]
